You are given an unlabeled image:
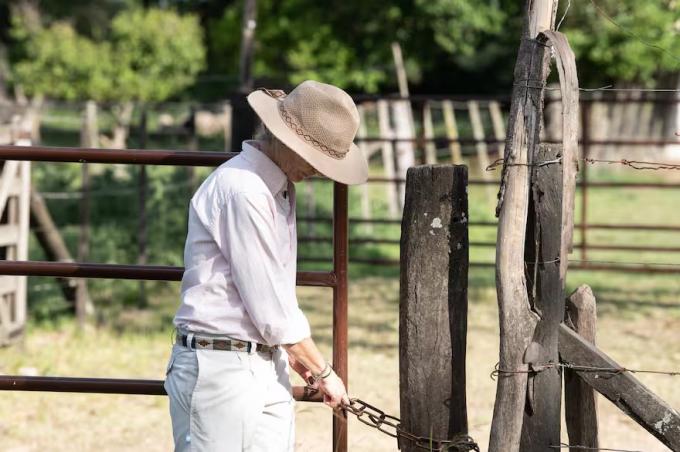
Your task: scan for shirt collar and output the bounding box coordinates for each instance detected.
[240,140,289,196]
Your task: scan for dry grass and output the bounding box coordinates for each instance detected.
[1,277,679,451]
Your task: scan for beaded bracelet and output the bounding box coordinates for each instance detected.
[312,362,333,381]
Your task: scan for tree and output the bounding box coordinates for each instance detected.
[559,0,680,86]
[11,7,205,146]
[10,7,206,113]
[205,0,514,93]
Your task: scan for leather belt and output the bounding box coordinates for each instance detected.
[176,332,278,353]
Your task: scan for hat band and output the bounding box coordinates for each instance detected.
[277,102,347,160]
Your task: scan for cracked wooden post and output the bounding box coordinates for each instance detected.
[399,165,469,450]
[489,1,559,451]
[520,143,564,450]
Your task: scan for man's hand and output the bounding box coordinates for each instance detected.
[317,370,350,409]
[288,354,314,386]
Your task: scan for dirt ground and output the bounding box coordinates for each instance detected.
[1,276,679,451]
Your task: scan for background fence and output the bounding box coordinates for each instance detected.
[4,91,680,313]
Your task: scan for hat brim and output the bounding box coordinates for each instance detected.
[247,90,368,185]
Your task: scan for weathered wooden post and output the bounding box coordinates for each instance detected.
[400,165,469,450]
[520,143,564,449]
[489,2,558,449]
[564,285,599,451]
[490,0,581,450]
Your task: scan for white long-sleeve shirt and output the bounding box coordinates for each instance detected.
[173,141,311,345]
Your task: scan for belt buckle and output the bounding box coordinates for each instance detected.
[247,341,256,355]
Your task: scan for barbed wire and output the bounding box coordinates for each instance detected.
[549,443,642,452]
[571,259,680,268]
[490,361,680,380]
[516,78,680,93]
[486,157,680,172]
[341,398,479,451]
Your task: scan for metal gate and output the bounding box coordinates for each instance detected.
[0,143,351,452]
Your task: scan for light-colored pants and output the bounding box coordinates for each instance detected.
[164,342,295,452]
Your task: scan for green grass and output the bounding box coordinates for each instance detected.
[2,277,679,451]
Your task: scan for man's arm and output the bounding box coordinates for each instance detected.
[284,337,349,409]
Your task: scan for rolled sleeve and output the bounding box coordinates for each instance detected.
[220,192,311,345]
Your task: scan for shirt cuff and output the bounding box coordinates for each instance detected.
[262,308,311,345]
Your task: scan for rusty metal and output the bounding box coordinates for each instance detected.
[353,93,511,103]
[355,137,680,146]
[332,182,349,452]
[301,216,680,232]
[583,181,680,189]
[584,223,680,232]
[0,144,237,166]
[0,376,322,401]
[301,257,680,274]
[0,142,348,452]
[363,177,680,189]
[0,261,337,287]
[344,398,480,451]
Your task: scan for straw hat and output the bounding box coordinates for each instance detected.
[247,80,368,185]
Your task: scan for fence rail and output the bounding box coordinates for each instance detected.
[0,144,351,452]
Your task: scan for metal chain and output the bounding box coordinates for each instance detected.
[344,398,480,452]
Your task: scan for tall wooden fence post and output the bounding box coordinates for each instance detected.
[400,165,469,450]
[519,143,564,450]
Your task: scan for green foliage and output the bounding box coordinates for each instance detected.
[11,21,112,101]
[207,0,513,92]
[11,8,206,102]
[109,8,206,102]
[560,0,680,85]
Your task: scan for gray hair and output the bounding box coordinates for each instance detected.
[254,123,294,156]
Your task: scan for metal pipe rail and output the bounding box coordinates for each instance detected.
[0,144,238,166]
[0,261,337,287]
[0,376,322,401]
[0,144,350,451]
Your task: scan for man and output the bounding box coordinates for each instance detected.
[165,80,368,451]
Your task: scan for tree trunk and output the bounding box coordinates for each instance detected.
[137,107,148,308]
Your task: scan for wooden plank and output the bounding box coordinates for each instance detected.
[16,157,30,329]
[442,100,463,164]
[0,224,19,246]
[564,285,599,451]
[559,324,680,450]
[400,165,469,450]
[0,160,20,218]
[539,30,579,277]
[7,180,22,197]
[0,276,18,295]
[0,294,10,345]
[422,101,438,164]
[489,1,559,451]
[222,103,232,151]
[520,144,564,450]
[377,100,400,218]
[489,101,506,158]
[357,104,373,234]
[30,189,78,306]
[391,42,416,208]
[467,100,495,203]
[392,100,415,207]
